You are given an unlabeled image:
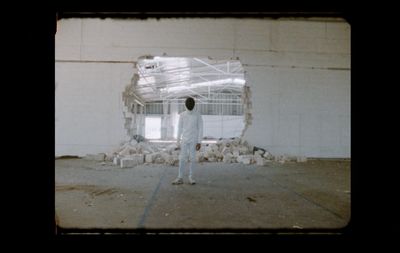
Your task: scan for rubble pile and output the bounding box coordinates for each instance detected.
[85,137,307,168]
[106,139,181,168]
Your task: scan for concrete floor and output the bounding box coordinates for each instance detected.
[55,158,350,231]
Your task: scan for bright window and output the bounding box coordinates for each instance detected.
[145,117,161,139]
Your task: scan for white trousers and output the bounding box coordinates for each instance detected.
[178,141,196,178]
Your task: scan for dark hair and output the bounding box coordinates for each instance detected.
[185,97,195,111]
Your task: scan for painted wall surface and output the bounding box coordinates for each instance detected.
[56,18,350,157]
[202,115,244,139]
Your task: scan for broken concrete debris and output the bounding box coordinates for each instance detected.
[90,137,308,168]
[296,156,308,163]
[246,196,257,202]
[274,154,298,164]
[120,154,144,168]
[131,134,145,143]
[113,156,121,166]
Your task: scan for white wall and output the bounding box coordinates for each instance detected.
[55,62,132,156]
[56,18,350,158]
[202,115,244,139]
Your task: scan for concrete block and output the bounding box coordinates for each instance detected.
[297,156,308,163]
[230,138,240,146]
[204,145,213,153]
[256,157,267,166]
[129,139,138,145]
[208,157,217,162]
[196,153,205,163]
[154,157,165,164]
[113,156,120,166]
[214,151,223,159]
[221,147,232,155]
[104,153,114,161]
[118,147,131,156]
[238,155,253,165]
[223,153,234,163]
[120,158,136,168]
[172,154,179,162]
[211,144,219,152]
[204,150,216,159]
[132,154,144,164]
[242,157,251,165]
[161,152,171,160]
[163,153,177,165]
[263,152,274,160]
[166,144,179,153]
[145,154,154,163]
[254,153,263,159]
[120,154,144,168]
[239,146,250,155]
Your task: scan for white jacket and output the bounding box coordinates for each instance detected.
[177,106,203,144]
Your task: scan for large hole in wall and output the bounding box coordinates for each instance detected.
[122,56,252,143]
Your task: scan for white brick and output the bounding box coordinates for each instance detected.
[113,156,120,165]
[145,154,154,163]
[263,152,274,160]
[105,153,114,161]
[196,153,205,162]
[242,158,251,165]
[120,154,144,168]
[238,155,253,165]
[120,158,136,168]
[256,157,267,166]
[222,153,233,163]
[132,154,144,164]
[154,157,165,164]
[221,147,232,155]
[297,156,308,162]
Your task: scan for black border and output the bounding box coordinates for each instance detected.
[16,9,379,244]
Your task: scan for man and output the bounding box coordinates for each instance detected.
[172,97,203,185]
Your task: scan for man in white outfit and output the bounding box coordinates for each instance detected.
[172,97,203,185]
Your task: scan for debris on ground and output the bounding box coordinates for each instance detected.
[89,137,309,168]
[296,156,308,163]
[246,196,257,202]
[274,154,298,163]
[131,134,145,143]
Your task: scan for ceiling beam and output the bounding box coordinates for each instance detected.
[193,58,229,75]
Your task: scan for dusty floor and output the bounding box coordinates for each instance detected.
[55,158,350,231]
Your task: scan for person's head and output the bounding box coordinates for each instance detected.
[185,97,195,111]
